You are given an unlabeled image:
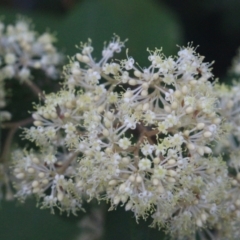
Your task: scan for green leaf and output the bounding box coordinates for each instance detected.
[0,7,61,31]
[104,206,167,240]
[0,199,80,240]
[57,0,183,65]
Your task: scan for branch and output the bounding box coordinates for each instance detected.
[1,117,33,129]
[24,80,45,100]
[57,152,79,174]
[0,117,33,163]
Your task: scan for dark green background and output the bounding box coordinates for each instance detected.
[1,0,239,239]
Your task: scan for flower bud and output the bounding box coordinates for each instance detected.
[125,201,133,211]
[197,123,205,130]
[134,70,142,77]
[32,180,39,188]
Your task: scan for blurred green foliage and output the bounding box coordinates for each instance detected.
[0,199,80,240]
[0,0,183,239]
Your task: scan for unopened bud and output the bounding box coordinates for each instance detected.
[134,70,142,77]
[197,123,205,130]
[16,173,25,179]
[171,101,178,109]
[32,180,39,188]
[120,195,128,203]
[38,172,45,178]
[129,79,137,85]
[201,213,208,222]
[76,53,83,61]
[164,105,171,113]
[32,158,39,164]
[196,218,203,227]
[167,177,176,183]
[122,157,130,164]
[174,90,181,98]
[197,147,204,156]
[129,175,135,182]
[167,159,176,165]
[142,103,150,111]
[213,118,221,124]
[108,179,117,186]
[50,112,58,119]
[33,121,42,126]
[168,170,177,177]
[113,196,120,205]
[141,90,148,97]
[103,129,109,137]
[203,131,212,138]
[82,55,90,63]
[157,185,165,193]
[235,199,240,207]
[142,82,149,89]
[182,85,188,94]
[42,179,49,185]
[204,146,212,154]
[125,201,133,211]
[187,143,195,150]
[124,91,133,98]
[185,106,193,114]
[106,111,114,120]
[64,112,70,118]
[153,158,160,164]
[152,178,159,186]
[57,192,64,202]
[27,168,35,173]
[136,175,142,183]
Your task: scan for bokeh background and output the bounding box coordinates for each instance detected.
[1,0,240,239]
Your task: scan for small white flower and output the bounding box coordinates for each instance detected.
[153,166,167,179]
[85,69,101,85]
[19,68,30,81]
[5,53,16,64]
[44,155,57,164]
[118,137,131,150]
[138,158,151,171]
[141,144,155,156]
[124,57,134,70]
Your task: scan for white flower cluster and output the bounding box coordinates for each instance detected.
[0,17,63,123]
[12,149,82,215]
[203,83,240,240]
[13,37,229,239]
[0,17,62,81]
[215,83,240,152]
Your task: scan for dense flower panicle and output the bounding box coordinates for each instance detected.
[13,37,228,239]
[203,82,240,240]
[215,82,240,176]
[0,17,63,124]
[12,149,83,215]
[0,17,62,81]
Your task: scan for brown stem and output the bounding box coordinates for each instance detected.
[1,117,33,129]
[0,127,17,163]
[132,124,147,167]
[57,152,79,174]
[24,80,45,100]
[0,117,33,163]
[145,128,159,137]
[101,73,116,84]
